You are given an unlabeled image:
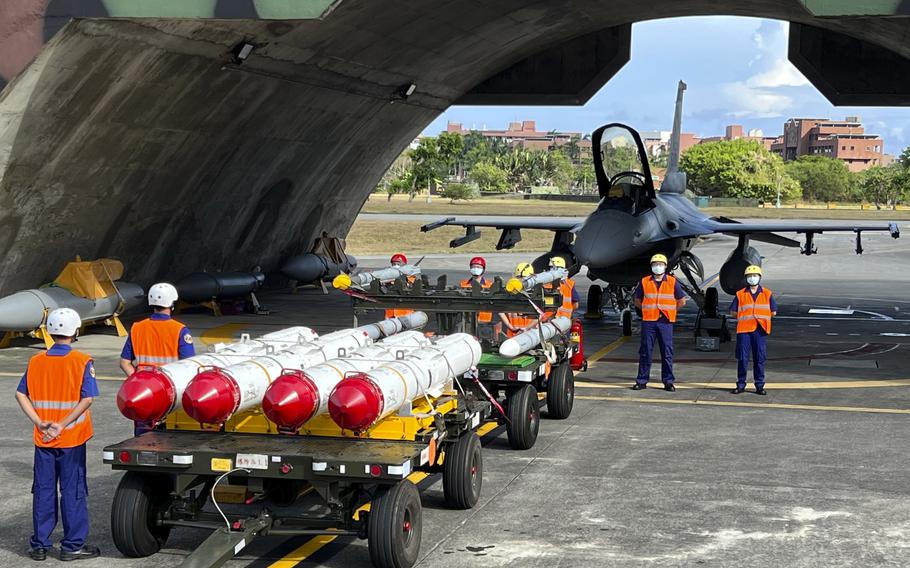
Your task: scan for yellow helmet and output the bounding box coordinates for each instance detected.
[744,265,762,276]
[515,262,534,277]
[650,253,668,265]
[549,256,567,269]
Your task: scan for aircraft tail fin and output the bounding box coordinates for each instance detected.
[661,80,688,194]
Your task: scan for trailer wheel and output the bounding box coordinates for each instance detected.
[546,361,575,419]
[443,432,482,509]
[506,384,540,450]
[622,309,633,337]
[368,481,422,568]
[111,472,173,558]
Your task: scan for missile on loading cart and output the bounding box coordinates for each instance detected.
[181,312,429,424]
[327,333,482,432]
[261,330,432,432]
[116,326,320,424]
[331,264,421,291]
[280,253,358,284]
[505,267,568,294]
[498,316,572,357]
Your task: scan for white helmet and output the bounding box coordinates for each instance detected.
[148,282,179,308]
[46,308,81,337]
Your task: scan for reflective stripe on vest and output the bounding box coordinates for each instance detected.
[131,318,186,368]
[460,278,493,323]
[544,281,575,320]
[26,350,94,448]
[736,287,773,334]
[641,275,678,323]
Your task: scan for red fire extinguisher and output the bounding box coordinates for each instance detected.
[569,318,587,372]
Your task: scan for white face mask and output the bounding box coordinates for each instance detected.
[651,263,666,275]
[746,275,761,286]
[470,266,484,276]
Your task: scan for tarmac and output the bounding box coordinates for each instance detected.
[0,227,908,567]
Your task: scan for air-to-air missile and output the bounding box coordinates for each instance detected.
[280,253,358,284]
[116,326,320,424]
[175,271,266,305]
[327,333,481,432]
[262,330,432,432]
[499,316,572,357]
[332,264,421,290]
[505,267,569,294]
[0,283,145,341]
[181,312,429,424]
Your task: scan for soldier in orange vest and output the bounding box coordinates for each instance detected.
[632,254,687,391]
[544,256,579,319]
[15,308,101,561]
[729,265,777,395]
[120,282,195,435]
[501,262,539,337]
[384,253,416,319]
[460,256,501,339]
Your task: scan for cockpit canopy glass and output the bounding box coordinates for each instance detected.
[599,126,645,181]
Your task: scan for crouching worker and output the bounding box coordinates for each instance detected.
[16,308,101,561]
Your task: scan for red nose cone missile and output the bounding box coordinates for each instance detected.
[262,371,319,431]
[328,374,384,432]
[117,368,176,422]
[182,369,240,424]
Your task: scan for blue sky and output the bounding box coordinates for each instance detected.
[423,16,910,155]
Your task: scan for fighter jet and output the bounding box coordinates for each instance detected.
[421,81,900,335]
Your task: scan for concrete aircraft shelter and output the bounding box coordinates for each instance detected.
[0,0,909,296]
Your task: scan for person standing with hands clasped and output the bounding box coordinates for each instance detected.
[729,265,777,395]
[16,308,101,561]
[632,254,687,391]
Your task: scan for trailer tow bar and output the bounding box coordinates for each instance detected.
[179,512,273,568]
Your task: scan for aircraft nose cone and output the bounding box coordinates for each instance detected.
[328,374,383,432]
[574,210,637,268]
[182,369,240,424]
[262,371,319,431]
[117,368,175,422]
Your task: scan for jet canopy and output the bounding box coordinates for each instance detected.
[592,123,655,214]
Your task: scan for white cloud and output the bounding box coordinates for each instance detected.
[722,82,793,118]
[746,58,810,88]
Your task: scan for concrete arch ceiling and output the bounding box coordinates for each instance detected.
[0,0,907,295]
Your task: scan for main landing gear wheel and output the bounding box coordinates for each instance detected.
[585,285,603,319]
[546,361,574,419]
[506,384,540,450]
[368,480,422,568]
[443,432,483,509]
[111,472,173,558]
[622,309,633,337]
[704,286,719,318]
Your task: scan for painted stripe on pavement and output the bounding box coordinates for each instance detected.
[587,336,630,363]
[575,394,910,414]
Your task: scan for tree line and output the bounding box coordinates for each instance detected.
[377,129,910,207]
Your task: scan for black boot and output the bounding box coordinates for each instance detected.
[663,383,676,392]
[730,387,745,394]
[755,387,767,395]
[631,383,647,390]
[28,548,47,561]
[60,546,100,562]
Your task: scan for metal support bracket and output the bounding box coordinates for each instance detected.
[496,228,522,250]
[801,232,818,256]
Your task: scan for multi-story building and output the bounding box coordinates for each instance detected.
[770,117,885,172]
[445,120,591,158]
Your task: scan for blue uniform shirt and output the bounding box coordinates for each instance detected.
[728,285,778,314]
[17,343,100,399]
[634,275,687,323]
[120,312,195,361]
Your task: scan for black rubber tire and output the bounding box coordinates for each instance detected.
[704,287,719,318]
[622,309,633,337]
[111,472,173,558]
[368,481,422,568]
[546,361,575,420]
[585,285,603,319]
[506,384,540,450]
[442,432,483,509]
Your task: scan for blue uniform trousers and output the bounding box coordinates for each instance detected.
[31,444,89,552]
[636,321,675,385]
[736,329,767,389]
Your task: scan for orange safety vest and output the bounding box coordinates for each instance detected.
[384,275,417,319]
[735,287,773,334]
[505,314,536,338]
[460,277,493,323]
[544,280,575,320]
[130,317,185,366]
[640,275,679,323]
[26,350,94,448]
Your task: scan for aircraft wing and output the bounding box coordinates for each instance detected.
[420,216,583,249]
[701,217,900,255]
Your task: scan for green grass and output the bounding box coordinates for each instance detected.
[346,220,553,255]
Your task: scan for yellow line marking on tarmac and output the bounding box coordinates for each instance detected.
[200,323,247,345]
[575,394,910,415]
[575,379,910,390]
[587,336,630,363]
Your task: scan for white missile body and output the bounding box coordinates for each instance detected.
[498,316,572,357]
[506,267,568,293]
[328,333,481,431]
[333,264,421,290]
